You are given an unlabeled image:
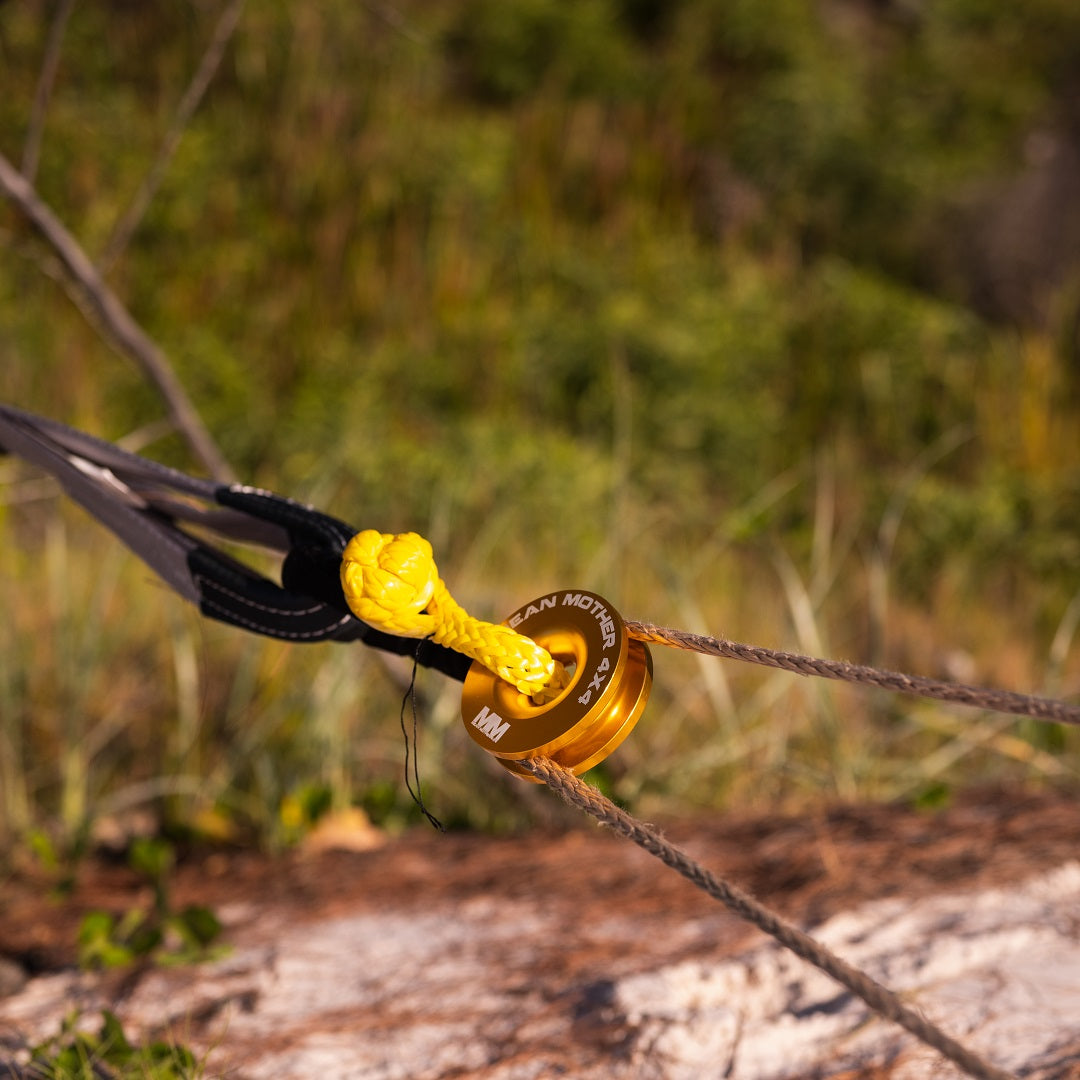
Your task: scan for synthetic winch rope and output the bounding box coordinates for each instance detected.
[338,529,1079,730]
[340,529,569,702]
[626,621,1080,726]
[524,756,1015,1080]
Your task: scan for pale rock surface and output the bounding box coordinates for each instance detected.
[3,861,1078,1078]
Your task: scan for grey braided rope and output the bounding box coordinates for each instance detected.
[627,621,1080,726]
[524,756,1015,1080]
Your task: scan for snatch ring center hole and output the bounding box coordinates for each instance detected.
[516,654,578,712]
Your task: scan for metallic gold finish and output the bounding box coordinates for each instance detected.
[461,590,652,780]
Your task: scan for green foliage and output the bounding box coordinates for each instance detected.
[910,780,953,813]
[276,780,334,843]
[443,0,641,104]
[0,0,1078,841]
[77,909,159,971]
[29,1010,199,1080]
[77,840,223,971]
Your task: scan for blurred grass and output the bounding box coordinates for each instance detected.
[1,0,1078,853]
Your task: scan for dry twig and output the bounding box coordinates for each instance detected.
[0,151,234,481]
[21,0,76,183]
[99,0,246,271]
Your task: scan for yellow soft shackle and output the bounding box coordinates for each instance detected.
[340,529,568,701]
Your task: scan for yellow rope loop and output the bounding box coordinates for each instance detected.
[339,530,439,637]
[340,530,568,702]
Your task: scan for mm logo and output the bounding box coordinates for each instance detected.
[471,705,510,743]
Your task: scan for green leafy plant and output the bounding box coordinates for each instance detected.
[77,839,223,971]
[28,1010,200,1079]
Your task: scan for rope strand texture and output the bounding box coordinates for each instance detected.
[340,530,568,701]
[627,621,1080,726]
[524,756,1015,1080]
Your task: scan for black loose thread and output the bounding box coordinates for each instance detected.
[400,639,445,832]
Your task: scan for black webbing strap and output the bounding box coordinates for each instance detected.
[0,403,471,681]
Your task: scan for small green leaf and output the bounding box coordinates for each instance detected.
[98,1009,135,1063]
[27,828,59,871]
[174,904,222,948]
[77,911,137,970]
[128,837,175,883]
[912,780,952,812]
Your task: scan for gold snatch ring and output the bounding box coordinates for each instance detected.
[460,590,652,780]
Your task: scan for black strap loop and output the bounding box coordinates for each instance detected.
[0,403,470,681]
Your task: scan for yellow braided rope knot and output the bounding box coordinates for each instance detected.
[339,530,569,702]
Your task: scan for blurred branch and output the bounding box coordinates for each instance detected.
[362,0,425,45]
[21,0,76,184]
[99,0,245,273]
[0,150,235,482]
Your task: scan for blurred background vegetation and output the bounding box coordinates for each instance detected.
[1,0,1078,857]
